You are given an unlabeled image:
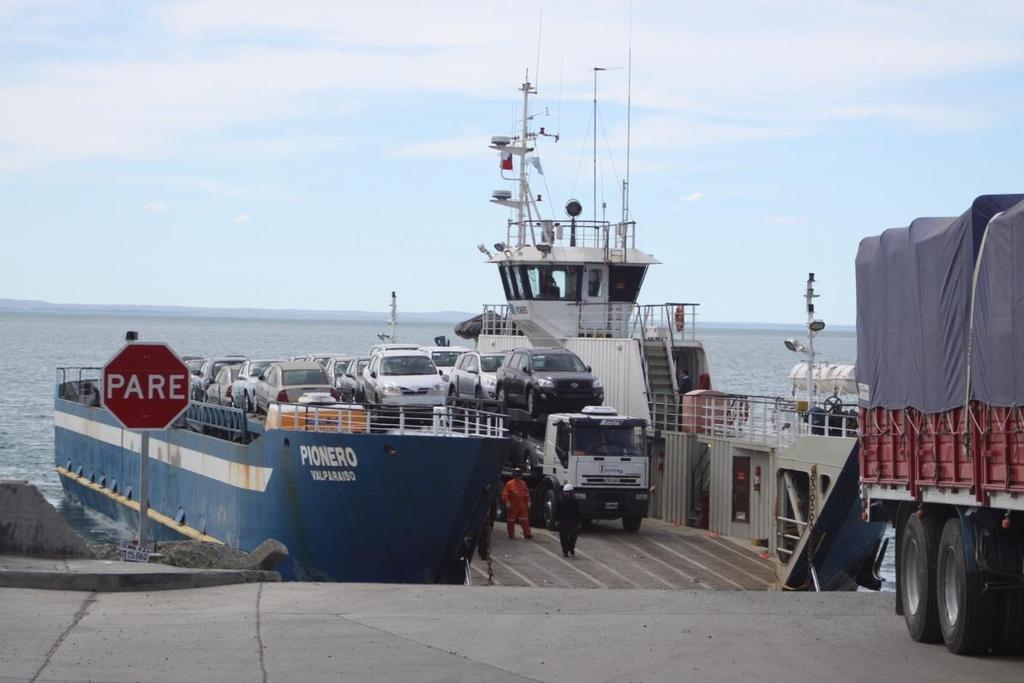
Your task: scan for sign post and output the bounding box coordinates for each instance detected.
[102,342,190,550]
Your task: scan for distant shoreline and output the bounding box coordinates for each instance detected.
[0,298,854,330]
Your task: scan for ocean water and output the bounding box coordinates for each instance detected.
[1,312,890,582]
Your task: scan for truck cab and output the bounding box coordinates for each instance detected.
[508,406,650,532]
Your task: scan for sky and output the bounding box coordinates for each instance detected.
[2,0,1024,324]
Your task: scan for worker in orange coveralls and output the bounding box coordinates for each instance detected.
[501,468,532,539]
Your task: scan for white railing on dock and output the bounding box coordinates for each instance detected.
[266,402,508,438]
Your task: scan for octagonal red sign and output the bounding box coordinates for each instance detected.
[102,342,190,430]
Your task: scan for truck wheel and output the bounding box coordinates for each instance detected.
[543,489,558,531]
[622,515,642,532]
[937,517,994,655]
[900,513,942,643]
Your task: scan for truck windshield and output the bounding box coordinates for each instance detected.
[572,426,641,456]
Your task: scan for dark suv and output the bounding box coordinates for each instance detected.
[496,348,603,416]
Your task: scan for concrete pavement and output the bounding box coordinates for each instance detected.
[3,584,1021,683]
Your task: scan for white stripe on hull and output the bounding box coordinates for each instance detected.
[55,410,273,492]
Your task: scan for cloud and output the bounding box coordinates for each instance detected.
[142,201,167,213]
[769,215,804,225]
[679,192,703,203]
[394,131,487,158]
[233,213,249,223]
[1,1,1023,173]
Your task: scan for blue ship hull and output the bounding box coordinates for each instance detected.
[784,441,888,591]
[54,398,510,583]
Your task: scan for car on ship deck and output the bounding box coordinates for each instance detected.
[362,350,447,407]
[448,350,506,399]
[496,347,603,416]
[254,361,338,414]
[190,355,247,400]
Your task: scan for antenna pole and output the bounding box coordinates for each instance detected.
[593,67,604,224]
[389,291,398,343]
[519,72,531,244]
[805,274,816,409]
[624,1,633,225]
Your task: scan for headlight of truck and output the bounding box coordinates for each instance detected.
[536,378,555,388]
[635,493,649,500]
[381,384,401,395]
[482,376,496,387]
[593,378,603,389]
[431,383,446,392]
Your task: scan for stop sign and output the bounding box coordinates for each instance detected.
[102,342,190,430]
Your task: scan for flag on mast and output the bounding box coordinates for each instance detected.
[500,151,513,171]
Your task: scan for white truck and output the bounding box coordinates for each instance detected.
[504,406,650,532]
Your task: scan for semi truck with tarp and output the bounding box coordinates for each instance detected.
[856,194,1024,654]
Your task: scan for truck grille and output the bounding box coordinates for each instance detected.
[582,476,640,487]
[400,387,429,395]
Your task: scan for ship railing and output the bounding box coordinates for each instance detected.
[186,401,250,441]
[672,392,859,447]
[267,402,508,438]
[479,304,523,336]
[677,393,798,447]
[477,302,702,342]
[55,367,103,406]
[505,219,636,251]
[631,303,700,344]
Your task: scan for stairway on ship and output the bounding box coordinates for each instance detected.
[643,339,680,432]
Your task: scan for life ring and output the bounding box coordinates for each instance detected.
[673,305,685,332]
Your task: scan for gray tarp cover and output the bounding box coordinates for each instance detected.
[856,194,1024,411]
[971,201,1024,406]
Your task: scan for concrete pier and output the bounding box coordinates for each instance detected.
[3,584,1021,682]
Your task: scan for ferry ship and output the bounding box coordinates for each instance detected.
[466,75,886,591]
[54,374,510,583]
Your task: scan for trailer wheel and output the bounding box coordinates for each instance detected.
[936,517,993,655]
[900,513,943,643]
[622,515,642,532]
[543,489,558,531]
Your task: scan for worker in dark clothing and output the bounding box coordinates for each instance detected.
[555,483,581,557]
[677,367,694,394]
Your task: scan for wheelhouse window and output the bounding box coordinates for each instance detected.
[588,269,603,298]
[516,265,583,301]
[499,265,520,300]
[608,265,647,303]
